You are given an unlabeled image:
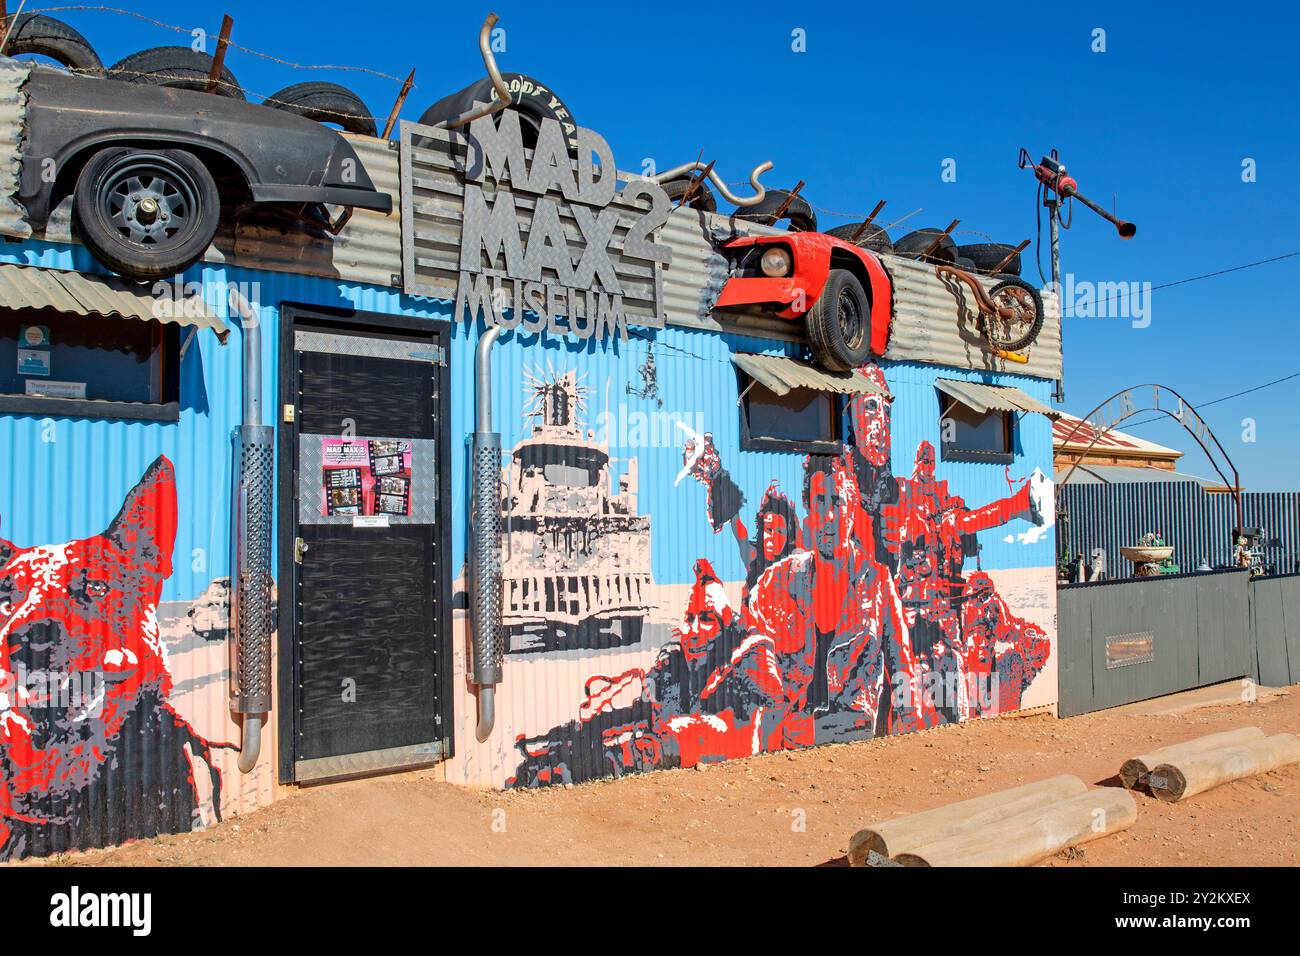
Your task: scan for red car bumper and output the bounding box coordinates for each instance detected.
[714,232,893,356]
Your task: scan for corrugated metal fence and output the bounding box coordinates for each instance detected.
[1058,570,1252,717]
[1251,573,1300,687]
[1059,570,1300,716]
[1059,481,1300,574]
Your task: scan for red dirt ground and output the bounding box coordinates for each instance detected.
[20,686,1300,867]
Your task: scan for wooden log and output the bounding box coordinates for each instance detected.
[1148,733,1300,803]
[894,788,1138,867]
[847,774,1087,866]
[1119,727,1266,789]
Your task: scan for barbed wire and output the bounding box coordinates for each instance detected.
[24,5,414,83]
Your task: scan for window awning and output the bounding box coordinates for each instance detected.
[0,262,230,343]
[731,353,892,399]
[936,378,1058,417]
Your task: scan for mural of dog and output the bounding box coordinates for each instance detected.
[0,456,229,860]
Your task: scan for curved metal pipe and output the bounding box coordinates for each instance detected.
[237,715,262,773]
[654,160,774,207]
[477,325,502,428]
[475,688,495,744]
[442,13,513,130]
[472,325,503,743]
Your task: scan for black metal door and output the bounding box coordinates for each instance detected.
[282,315,450,782]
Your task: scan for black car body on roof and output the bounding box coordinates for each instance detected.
[18,63,393,226]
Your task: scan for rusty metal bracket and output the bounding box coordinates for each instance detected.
[918,219,960,261]
[381,68,416,140]
[206,14,234,95]
[678,159,714,207]
[850,200,887,242]
[989,239,1031,275]
[768,180,805,221]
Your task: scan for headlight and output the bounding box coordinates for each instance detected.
[760,246,792,277]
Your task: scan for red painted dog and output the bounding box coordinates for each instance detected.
[0,456,228,860]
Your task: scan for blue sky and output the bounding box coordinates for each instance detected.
[34,0,1300,488]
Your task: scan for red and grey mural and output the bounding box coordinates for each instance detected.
[508,363,1054,787]
[0,457,229,860]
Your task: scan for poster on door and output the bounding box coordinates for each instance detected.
[321,438,412,517]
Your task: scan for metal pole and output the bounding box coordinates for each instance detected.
[471,326,504,742]
[1048,196,1064,402]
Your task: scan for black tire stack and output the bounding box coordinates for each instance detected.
[3,14,103,73]
[108,46,246,97]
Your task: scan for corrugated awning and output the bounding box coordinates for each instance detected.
[732,352,892,398]
[0,262,230,343]
[936,378,1058,417]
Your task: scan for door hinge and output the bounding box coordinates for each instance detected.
[294,537,308,564]
[283,403,296,423]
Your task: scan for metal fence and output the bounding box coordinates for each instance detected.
[1251,573,1300,687]
[1057,570,1251,717]
[1059,481,1300,576]
[1058,569,1300,716]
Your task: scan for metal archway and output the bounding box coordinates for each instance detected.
[1057,383,1244,535]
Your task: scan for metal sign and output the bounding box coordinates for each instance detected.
[1057,382,1244,532]
[400,111,673,341]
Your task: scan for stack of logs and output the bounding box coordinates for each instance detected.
[848,775,1137,867]
[1120,727,1300,803]
[848,726,1299,866]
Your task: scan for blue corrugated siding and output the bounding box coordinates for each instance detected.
[1,234,1062,823]
[1,237,1058,598]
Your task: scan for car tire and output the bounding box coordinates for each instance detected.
[3,13,103,73]
[109,46,245,98]
[264,81,376,137]
[805,268,872,371]
[955,256,976,270]
[826,222,893,255]
[72,147,221,281]
[894,228,958,263]
[982,276,1044,352]
[419,72,577,153]
[956,242,1022,276]
[735,188,818,233]
[659,176,717,212]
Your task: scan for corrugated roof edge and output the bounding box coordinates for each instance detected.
[0,56,32,239]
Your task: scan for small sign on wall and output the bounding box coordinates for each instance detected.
[17,323,51,376]
[321,438,413,518]
[1106,631,1155,669]
[25,379,86,399]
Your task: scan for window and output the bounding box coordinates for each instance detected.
[739,377,842,454]
[0,309,180,421]
[940,399,1013,463]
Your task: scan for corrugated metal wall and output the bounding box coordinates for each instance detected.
[0,57,30,239]
[0,236,481,857]
[1250,574,1300,687]
[445,328,1061,786]
[0,244,277,859]
[882,257,1062,380]
[1059,481,1300,574]
[1,226,1062,852]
